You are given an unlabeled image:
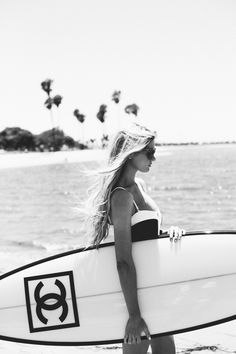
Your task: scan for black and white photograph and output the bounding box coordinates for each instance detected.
[0,1,236,353]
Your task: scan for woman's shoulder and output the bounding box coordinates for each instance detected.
[110,188,134,226]
[110,187,134,211]
[111,187,133,204]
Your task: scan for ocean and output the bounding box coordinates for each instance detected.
[0,144,236,353]
[1,144,236,273]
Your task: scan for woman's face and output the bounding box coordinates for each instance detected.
[130,140,156,173]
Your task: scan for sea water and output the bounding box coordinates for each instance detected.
[0,144,236,275]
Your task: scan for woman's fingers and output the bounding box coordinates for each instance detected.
[168,226,186,241]
[141,322,151,340]
[124,334,141,345]
[168,226,178,241]
[142,327,151,340]
[124,318,151,345]
[168,227,174,241]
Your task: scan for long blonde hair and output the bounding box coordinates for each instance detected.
[84,123,156,247]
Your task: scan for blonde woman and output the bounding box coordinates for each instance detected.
[86,124,185,354]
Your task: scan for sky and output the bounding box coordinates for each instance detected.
[0,0,236,143]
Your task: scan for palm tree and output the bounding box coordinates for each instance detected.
[73,109,86,143]
[96,104,107,148]
[41,79,54,128]
[53,95,63,107]
[112,90,121,104]
[41,79,63,150]
[124,103,139,116]
[41,79,53,96]
[41,79,63,128]
[53,95,63,128]
[96,104,107,123]
[112,90,122,130]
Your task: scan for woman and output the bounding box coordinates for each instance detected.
[86,123,185,354]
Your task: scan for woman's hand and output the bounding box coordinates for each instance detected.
[167,226,186,241]
[124,315,151,345]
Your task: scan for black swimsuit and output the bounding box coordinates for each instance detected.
[109,187,161,242]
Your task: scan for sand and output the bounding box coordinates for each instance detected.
[1,324,236,354]
[0,149,107,169]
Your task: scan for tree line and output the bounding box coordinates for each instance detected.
[0,79,140,152]
[40,79,139,151]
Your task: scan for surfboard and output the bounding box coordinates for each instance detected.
[0,231,236,346]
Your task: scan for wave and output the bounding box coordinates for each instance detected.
[10,239,72,252]
[153,186,204,192]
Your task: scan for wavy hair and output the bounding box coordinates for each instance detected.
[84,123,156,247]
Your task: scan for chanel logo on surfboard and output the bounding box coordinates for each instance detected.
[34,279,68,325]
[24,271,79,332]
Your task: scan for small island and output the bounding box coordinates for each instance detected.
[0,127,87,152]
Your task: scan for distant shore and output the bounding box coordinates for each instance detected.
[1,143,236,169]
[0,149,108,169]
[0,147,172,169]
[0,124,235,155]
[158,141,236,146]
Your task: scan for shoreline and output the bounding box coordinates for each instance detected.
[0,149,108,169]
[0,147,172,169]
[1,143,235,170]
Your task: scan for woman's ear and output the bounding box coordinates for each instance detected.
[128,154,133,160]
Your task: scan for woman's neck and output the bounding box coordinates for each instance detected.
[118,165,137,188]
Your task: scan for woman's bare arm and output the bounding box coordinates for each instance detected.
[111,189,150,344]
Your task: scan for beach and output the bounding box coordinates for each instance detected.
[1,146,236,353]
[0,149,108,169]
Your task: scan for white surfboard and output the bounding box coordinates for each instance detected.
[0,231,236,346]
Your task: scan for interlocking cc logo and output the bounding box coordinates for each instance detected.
[34,279,68,325]
[24,271,80,332]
